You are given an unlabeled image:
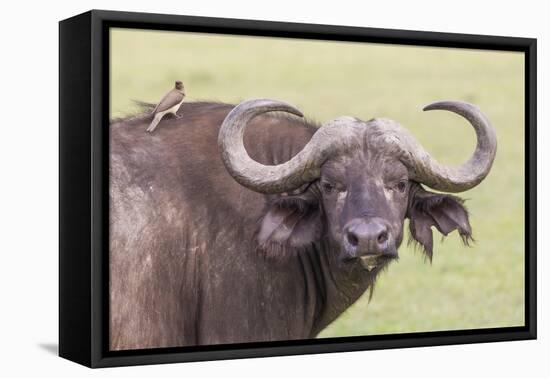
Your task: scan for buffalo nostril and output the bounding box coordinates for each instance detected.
[377,231,388,244]
[347,232,359,247]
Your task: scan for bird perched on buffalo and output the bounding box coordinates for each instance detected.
[146,80,186,133]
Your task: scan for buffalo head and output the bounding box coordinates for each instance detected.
[218,99,496,272]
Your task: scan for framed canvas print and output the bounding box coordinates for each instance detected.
[59,10,537,368]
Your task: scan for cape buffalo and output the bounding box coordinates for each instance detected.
[109,99,496,350]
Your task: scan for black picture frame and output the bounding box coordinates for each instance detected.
[59,9,537,368]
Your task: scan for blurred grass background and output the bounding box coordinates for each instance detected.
[110,28,525,336]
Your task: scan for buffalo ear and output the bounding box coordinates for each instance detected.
[257,193,322,255]
[407,184,472,261]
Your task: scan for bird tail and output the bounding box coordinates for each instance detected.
[146,113,163,133]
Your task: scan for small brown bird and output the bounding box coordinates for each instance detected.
[146,81,186,132]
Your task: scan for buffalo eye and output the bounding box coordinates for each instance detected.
[395,180,408,193]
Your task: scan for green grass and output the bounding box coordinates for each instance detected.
[110,28,525,336]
